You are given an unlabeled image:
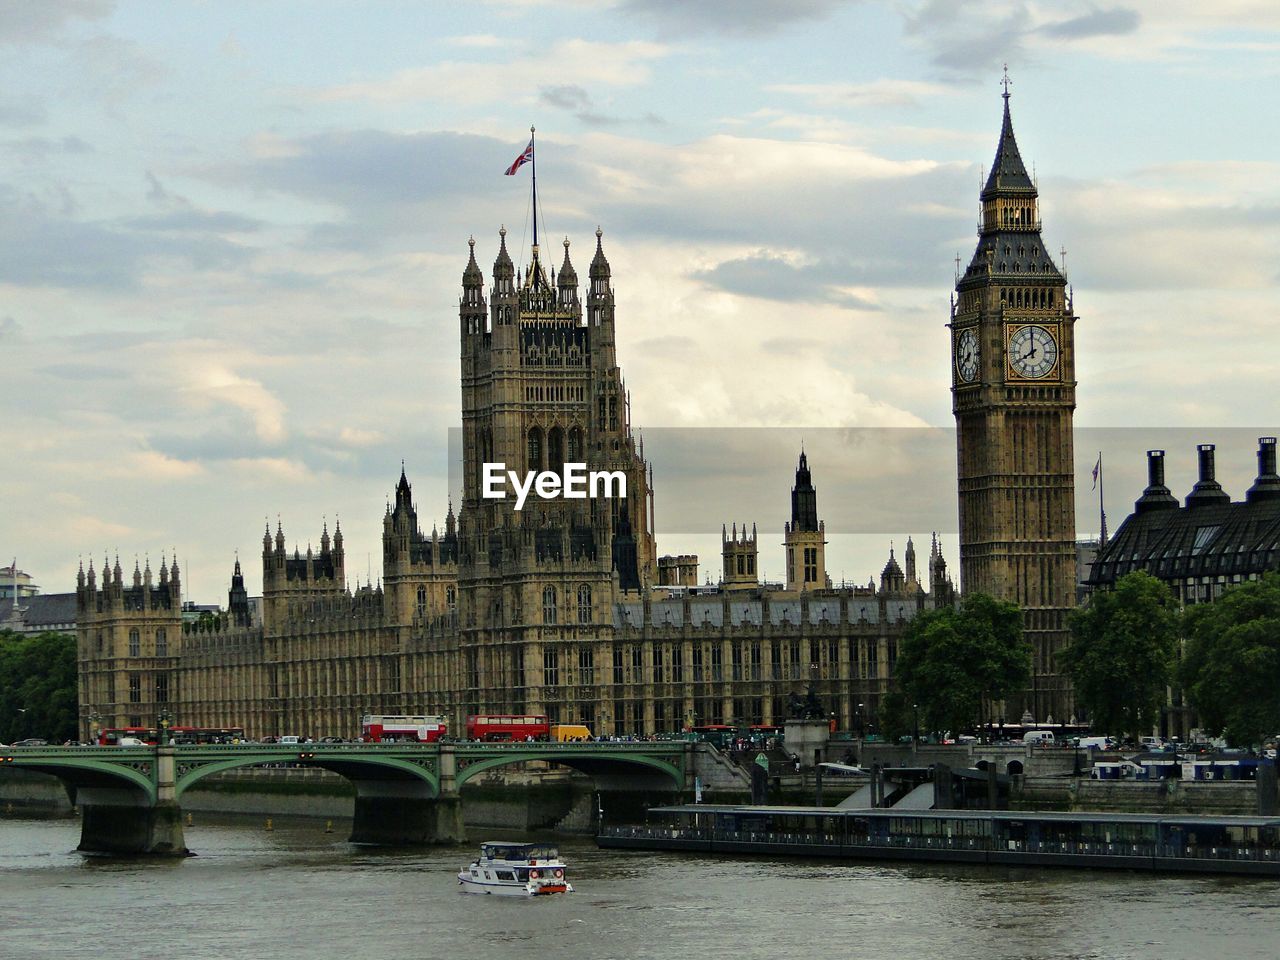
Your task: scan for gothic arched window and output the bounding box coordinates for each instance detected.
[155,628,167,657]
[416,587,427,618]
[543,586,558,625]
[577,584,592,623]
[568,426,583,462]
[128,628,140,657]
[548,427,564,474]
[527,427,544,473]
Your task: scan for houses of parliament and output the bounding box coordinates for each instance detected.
[74,90,1078,742]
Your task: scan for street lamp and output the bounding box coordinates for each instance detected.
[912,703,920,755]
[856,703,864,739]
[87,711,102,745]
[157,709,173,746]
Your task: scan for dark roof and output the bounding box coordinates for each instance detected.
[0,593,77,629]
[964,231,1063,282]
[982,95,1035,197]
[1089,494,1280,585]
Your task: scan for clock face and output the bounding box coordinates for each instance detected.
[955,328,979,383]
[1007,324,1059,379]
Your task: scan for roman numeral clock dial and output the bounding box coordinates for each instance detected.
[955,327,979,383]
[1006,323,1059,379]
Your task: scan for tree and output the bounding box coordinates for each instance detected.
[0,630,79,744]
[1065,570,1180,741]
[894,593,1029,737]
[1180,572,1280,747]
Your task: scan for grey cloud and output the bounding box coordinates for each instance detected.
[619,0,852,38]
[901,0,1029,79]
[123,210,263,234]
[0,97,47,127]
[0,193,256,290]
[0,316,19,340]
[1040,7,1140,39]
[694,253,884,308]
[0,0,112,46]
[538,84,664,128]
[541,84,591,112]
[2,135,93,161]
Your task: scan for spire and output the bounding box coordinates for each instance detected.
[493,225,515,292]
[790,448,819,532]
[982,67,1035,199]
[589,226,610,281]
[463,235,483,286]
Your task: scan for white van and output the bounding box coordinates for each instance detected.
[279,735,302,745]
[1077,736,1111,751]
[118,736,148,747]
[1023,730,1055,745]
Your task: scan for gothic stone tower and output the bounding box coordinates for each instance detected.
[76,555,182,738]
[950,87,1078,722]
[456,229,655,723]
[784,450,828,591]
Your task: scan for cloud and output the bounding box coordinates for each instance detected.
[765,79,957,109]
[315,39,667,106]
[1,135,93,162]
[694,252,882,309]
[618,0,853,37]
[538,83,664,127]
[1040,6,1141,38]
[0,188,258,290]
[0,0,112,46]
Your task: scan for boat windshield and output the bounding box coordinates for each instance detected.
[482,843,559,861]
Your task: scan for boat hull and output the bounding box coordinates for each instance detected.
[457,873,573,896]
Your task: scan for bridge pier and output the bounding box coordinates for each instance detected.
[348,748,464,846]
[349,792,464,846]
[77,748,188,856]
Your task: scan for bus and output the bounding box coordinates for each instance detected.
[97,726,246,746]
[360,715,447,743]
[465,714,551,742]
[685,724,739,749]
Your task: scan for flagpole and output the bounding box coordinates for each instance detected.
[1098,451,1108,546]
[530,125,538,250]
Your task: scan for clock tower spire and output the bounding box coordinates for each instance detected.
[950,80,1078,723]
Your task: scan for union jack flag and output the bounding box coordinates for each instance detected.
[504,139,534,176]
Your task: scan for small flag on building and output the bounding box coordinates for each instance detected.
[1092,454,1102,490]
[504,138,534,176]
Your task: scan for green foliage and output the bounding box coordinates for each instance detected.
[894,593,1030,736]
[1181,572,1280,747]
[0,630,79,744]
[1065,570,1180,741]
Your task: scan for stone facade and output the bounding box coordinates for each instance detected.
[74,229,960,742]
[950,88,1079,723]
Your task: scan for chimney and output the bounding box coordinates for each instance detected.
[1185,443,1230,509]
[1134,449,1178,513]
[1247,437,1280,503]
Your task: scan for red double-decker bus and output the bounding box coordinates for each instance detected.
[465,714,551,742]
[97,726,245,746]
[360,715,447,743]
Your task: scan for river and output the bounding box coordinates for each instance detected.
[2,813,1276,960]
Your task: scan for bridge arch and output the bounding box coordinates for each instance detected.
[173,752,440,799]
[455,747,684,791]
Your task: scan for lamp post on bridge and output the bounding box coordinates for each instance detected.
[87,711,102,745]
[157,709,173,746]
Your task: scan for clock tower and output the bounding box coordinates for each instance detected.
[950,83,1078,723]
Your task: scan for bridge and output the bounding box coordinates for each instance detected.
[0,740,692,855]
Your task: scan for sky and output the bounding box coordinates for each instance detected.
[4,0,1280,602]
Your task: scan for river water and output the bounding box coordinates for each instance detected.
[2,813,1276,960]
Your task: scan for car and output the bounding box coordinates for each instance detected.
[13,738,48,747]
[319,736,344,743]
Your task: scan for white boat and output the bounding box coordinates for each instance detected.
[457,841,573,896]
